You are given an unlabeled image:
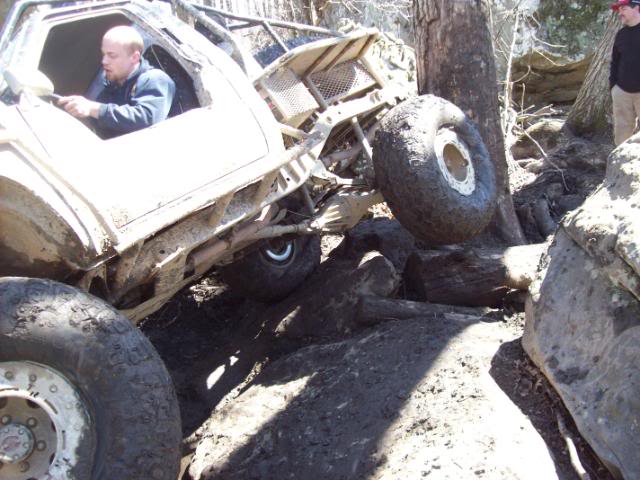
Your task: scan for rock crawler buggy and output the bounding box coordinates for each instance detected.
[0,1,497,478]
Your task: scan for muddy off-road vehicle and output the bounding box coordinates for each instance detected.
[0,0,497,478]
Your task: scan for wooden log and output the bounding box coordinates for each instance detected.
[356,295,500,326]
[404,243,548,307]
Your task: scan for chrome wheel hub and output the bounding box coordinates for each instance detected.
[264,240,294,263]
[434,128,476,196]
[0,362,91,479]
[0,423,35,463]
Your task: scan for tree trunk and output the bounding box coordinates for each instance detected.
[403,243,548,307]
[565,13,619,139]
[412,0,526,245]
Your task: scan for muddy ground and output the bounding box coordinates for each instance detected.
[141,137,616,479]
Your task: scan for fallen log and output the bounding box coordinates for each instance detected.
[356,295,500,326]
[404,243,548,307]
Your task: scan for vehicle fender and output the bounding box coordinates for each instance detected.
[0,143,104,279]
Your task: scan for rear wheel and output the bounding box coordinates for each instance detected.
[373,95,497,244]
[221,235,321,302]
[0,277,181,480]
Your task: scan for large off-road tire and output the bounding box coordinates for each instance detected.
[0,278,181,480]
[373,95,498,245]
[221,235,321,302]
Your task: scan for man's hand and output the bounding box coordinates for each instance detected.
[58,96,101,119]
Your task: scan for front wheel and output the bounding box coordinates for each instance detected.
[0,278,181,480]
[373,95,498,245]
[221,235,321,302]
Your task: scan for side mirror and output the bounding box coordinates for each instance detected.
[3,67,54,97]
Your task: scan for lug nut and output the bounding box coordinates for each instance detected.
[36,441,46,451]
[19,460,30,472]
[49,385,58,393]
[26,418,37,428]
[29,374,37,382]
[4,372,14,380]
[0,416,10,425]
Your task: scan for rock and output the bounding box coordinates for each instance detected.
[552,194,584,214]
[343,218,416,272]
[523,158,546,174]
[545,182,565,201]
[511,119,565,160]
[516,204,545,243]
[564,139,640,297]
[516,157,539,168]
[266,251,399,338]
[189,316,559,480]
[523,137,640,479]
[512,52,591,108]
[532,198,557,238]
[547,137,609,172]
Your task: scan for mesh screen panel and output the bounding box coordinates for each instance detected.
[310,61,376,104]
[262,68,318,124]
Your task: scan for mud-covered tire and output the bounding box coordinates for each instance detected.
[221,235,321,302]
[0,277,181,480]
[373,95,498,244]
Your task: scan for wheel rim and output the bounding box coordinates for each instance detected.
[434,128,476,196]
[0,362,91,479]
[262,239,294,265]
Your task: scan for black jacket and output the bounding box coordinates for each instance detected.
[610,23,640,93]
[94,59,176,139]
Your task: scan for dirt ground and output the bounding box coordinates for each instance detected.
[140,138,616,480]
[141,274,612,480]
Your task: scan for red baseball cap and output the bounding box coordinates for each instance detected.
[612,0,640,10]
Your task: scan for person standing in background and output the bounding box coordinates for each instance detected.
[610,0,640,145]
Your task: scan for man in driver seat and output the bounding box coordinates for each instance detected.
[59,25,175,139]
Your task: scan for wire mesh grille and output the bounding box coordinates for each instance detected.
[262,68,318,123]
[310,61,376,104]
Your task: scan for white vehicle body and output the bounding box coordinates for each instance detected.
[0,0,402,320]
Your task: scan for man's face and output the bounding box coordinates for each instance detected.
[618,5,640,26]
[101,37,139,85]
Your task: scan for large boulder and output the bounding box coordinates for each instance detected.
[512,52,592,107]
[510,118,565,160]
[523,135,640,479]
[506,2,610,108]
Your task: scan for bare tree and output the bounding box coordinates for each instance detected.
[565,13,618,139]
[202,0,311,23]
[413,0,526,245]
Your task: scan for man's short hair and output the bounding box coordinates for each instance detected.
[103,26,144,56]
